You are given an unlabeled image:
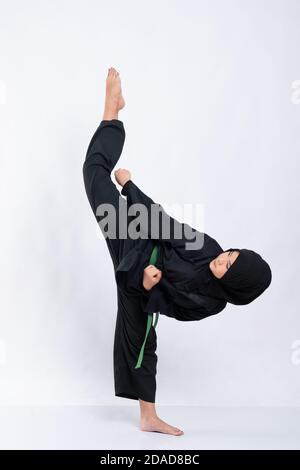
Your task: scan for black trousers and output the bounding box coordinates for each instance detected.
[83,119,158,403]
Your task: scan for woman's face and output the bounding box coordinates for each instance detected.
[209,250,240,279]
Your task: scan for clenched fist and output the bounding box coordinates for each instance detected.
[114,168,131,187]
[143,265,162,291]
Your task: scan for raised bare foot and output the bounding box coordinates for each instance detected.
[105,67,125,113]
[140,415,184,436]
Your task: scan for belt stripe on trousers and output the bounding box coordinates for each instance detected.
[134,244,160,369]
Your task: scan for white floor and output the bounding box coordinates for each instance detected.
[0,405,299,450]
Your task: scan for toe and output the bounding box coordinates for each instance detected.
[175,428,183,434]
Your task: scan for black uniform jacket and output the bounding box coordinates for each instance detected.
[116,180,227,322]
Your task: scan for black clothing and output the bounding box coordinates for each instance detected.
[117,181,272,308]
[82,118,227,403]
[117,179,228,321]
[83,119,158,402]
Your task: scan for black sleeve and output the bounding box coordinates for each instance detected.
[121,180,168,240]
[121,179,202,249]
[121,179,158,210]
[156,277,227,321]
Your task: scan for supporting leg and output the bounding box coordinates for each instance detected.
[113,290,158,403]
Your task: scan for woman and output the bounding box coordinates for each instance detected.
[82,67,272,436]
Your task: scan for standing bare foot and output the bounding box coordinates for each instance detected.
[102,67,125,120]
[140,415,184,436]
[139,399,184,436]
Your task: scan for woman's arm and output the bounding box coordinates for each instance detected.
[154,277,227,321]
[121,179,202,249]
[121,179,170,240]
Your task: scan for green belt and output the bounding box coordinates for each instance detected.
[134,244,160,369]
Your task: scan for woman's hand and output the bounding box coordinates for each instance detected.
[143,265,162,291]
[114,168,131,187]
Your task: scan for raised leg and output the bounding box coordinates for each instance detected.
[83,118,127,268]
[83,68,127,267]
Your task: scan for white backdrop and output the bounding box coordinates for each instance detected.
[0,0,299,407]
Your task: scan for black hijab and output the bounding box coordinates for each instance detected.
[169,225,272,307]
[198,247,272,305]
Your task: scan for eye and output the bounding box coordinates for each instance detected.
[226,251,233,269]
